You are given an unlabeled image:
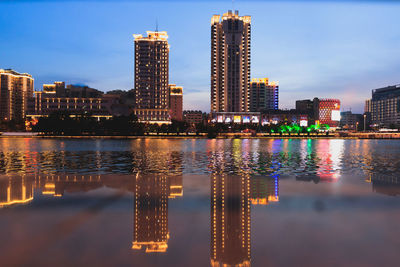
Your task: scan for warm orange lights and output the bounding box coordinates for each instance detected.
[133,31,168,42]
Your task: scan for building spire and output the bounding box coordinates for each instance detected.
[156,18,158,32]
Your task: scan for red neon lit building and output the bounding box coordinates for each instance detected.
[315,98,341,127]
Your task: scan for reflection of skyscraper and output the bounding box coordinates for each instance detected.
[132,175,169,253]
[0,176,34,207]
[250,176,279,205]
[132,174,183,253]
[211,174,251,267]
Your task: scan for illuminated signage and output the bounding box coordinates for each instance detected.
[243,116,250,123]
[225,117,231,123]
[331,110,341,121]
[251,116,259,123]
[234,116,241,123]
[262,119,269,126]
[300,120,308,127]
[217,116,223,123]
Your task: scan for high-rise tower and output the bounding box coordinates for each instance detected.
[0,69,34,121]
[133,31,171,122]
[211,11,251,113]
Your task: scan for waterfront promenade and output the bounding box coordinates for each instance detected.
[1,132,400,139]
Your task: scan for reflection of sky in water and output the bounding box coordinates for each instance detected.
[0,172,399,266]
[1,138,399,266]
[0,138,398,266]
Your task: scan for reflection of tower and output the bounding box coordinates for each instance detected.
[132,174,183,253]
[211,174,251,267]
[132,175,169,253]
[369,174,400,196]
[250,176,279,205]
[0,176,34,207]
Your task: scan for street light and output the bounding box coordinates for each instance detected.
[363,114,367,132]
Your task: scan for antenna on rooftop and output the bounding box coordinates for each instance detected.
[156,18,159,32]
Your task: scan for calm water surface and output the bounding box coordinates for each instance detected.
[0,138,399,266]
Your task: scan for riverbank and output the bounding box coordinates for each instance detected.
[1,132,400,139]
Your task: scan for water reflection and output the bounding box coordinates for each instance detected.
[132,174,182,253]
[368,174,400,196]
[211,174,251,267]
[0,139,399,180]
[0,176,34,207]
[1,171,400,266]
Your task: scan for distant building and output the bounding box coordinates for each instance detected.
[168,84,183,121]
[364,99,372,113]
[27,82,119,120]
[250,78,279,112]
[133,31,170,123]
[211,10,251,113]
[295,99,314,118]
[296,98,341,127]
[183,110,204,125]
[369,85,400,128]
[0,69,34,121]
[42,82,103,98]
[340,111,363,130]
[315,98,341,127]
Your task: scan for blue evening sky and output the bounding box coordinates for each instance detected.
[1,0,399,112]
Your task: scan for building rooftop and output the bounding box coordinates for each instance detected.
[0,69,33,78]
[251,78,279,86]
[211,10,251,24]
[133,31,168,42]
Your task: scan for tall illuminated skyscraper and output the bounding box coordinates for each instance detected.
[133,31,170,122]
[0,69,34,121]
[211,10,251,113]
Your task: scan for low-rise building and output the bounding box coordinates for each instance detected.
[250,78,279,112]
[169,84,183,121]
[340,111,363,130]
[183,110,204,125]
[296,97,341,128]
[27,82,119,121]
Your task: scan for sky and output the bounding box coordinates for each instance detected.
[0,0,399,113]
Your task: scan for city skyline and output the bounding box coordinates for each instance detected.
[1,1,399,113]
